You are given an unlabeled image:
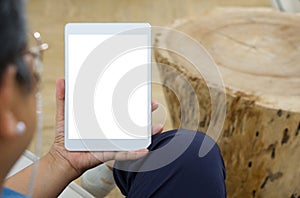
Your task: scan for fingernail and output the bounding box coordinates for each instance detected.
[153,124,163,131]
[152,101,158,107]
[157,124,163,129]
[137,149,149,153]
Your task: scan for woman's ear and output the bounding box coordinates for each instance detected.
[0,65,23,139]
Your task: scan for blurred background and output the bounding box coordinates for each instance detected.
[26,0,271,197]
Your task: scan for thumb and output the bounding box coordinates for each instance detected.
[56,78,65,122]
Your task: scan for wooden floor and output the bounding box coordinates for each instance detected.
[26,0,270,197]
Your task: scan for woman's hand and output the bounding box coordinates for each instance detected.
[48,78,163,178]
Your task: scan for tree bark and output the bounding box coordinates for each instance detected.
[154,7,300,198]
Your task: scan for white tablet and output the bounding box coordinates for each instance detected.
[65,23,151,151]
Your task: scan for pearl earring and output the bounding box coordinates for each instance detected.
[16,122,26,135]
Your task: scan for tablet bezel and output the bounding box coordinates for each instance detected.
[64,23,152,151]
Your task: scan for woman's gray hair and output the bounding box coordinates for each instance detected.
[0,0,32,91]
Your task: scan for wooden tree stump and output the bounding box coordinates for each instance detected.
[154,7,300,197]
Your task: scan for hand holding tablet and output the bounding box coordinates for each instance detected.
[65,23,152,151]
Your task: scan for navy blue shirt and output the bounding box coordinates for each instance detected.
[113,129,227,198]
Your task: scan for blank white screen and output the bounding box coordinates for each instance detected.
[67,34,149,139]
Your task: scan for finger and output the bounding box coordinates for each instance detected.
[114,149,148,161]
[104,160,115,169]
[152,124,163,135]
[92,149,148,162]
[56,78,65,122]
[152,100,158,112]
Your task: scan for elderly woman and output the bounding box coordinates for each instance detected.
[0,0,226,197]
